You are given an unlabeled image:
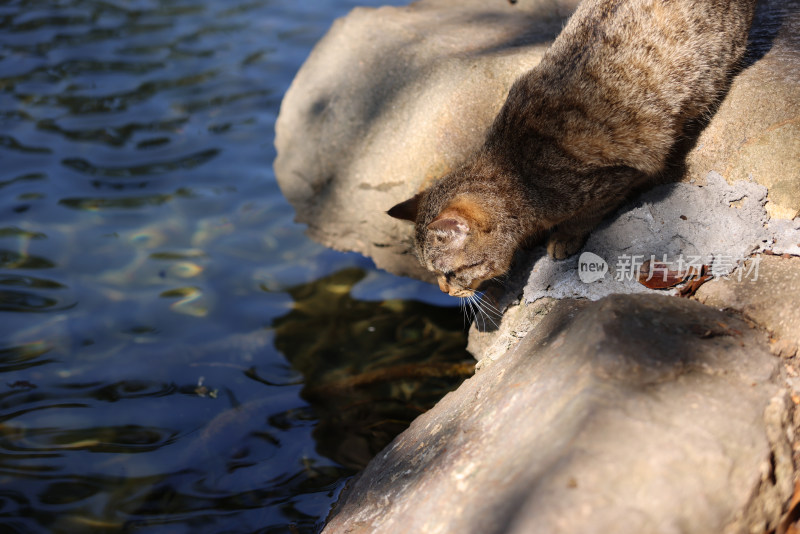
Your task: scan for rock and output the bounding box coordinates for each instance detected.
[683,0,800,220]
[695,254,800,357]
[323,295,785,534]
[274,0,800,283]
[466,297,555,366]
[518,171,800,305]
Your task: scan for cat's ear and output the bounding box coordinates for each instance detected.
[387,194,421,223]
[427,211,470,235]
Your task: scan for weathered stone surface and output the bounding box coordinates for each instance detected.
[684,0,800,220]
[695,254,800,357]
[323,295,784,534]
[466,297,555,365]
[519,171,800,305]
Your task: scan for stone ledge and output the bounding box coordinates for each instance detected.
[323,295,785,534]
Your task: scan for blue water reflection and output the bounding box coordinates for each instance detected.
[0,1,471,532]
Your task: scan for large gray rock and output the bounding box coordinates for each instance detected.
[684,0,800,220]
[323,295,787,534]
[695,254,800,357]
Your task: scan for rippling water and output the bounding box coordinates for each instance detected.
[0,1,472,532]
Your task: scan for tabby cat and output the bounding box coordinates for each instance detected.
[389,0,755,297]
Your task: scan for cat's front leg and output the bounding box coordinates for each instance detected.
[545,169,647,260]
[546,231,586,260]
[546,211,608,260]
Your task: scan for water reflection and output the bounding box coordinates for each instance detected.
[0,341,55,372]
[0,0,469,531]
[273,268,472,469]
[0,250,56,269]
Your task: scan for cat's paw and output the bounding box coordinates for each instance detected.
[546,232,585,260]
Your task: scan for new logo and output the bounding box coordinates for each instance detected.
[578,252,608,283]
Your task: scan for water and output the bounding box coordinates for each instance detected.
[0,1,473,532]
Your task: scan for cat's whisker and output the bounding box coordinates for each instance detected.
[465,294,480,330]
[460,295,473,327]
[466,291,500,331]
[475,291,502,315]
[467,295,479,329]
[472,290,501,316]
[469,296,482,331]
[475,296,489,331]
[490,274,510,287]
[480,297,490,331]
[473,296,499,330]
[468,293,499,331]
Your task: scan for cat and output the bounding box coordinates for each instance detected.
[388,0,756,297]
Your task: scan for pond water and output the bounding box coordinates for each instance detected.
[0,1,473,532]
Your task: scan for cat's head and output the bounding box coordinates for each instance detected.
[388,192,511,297]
